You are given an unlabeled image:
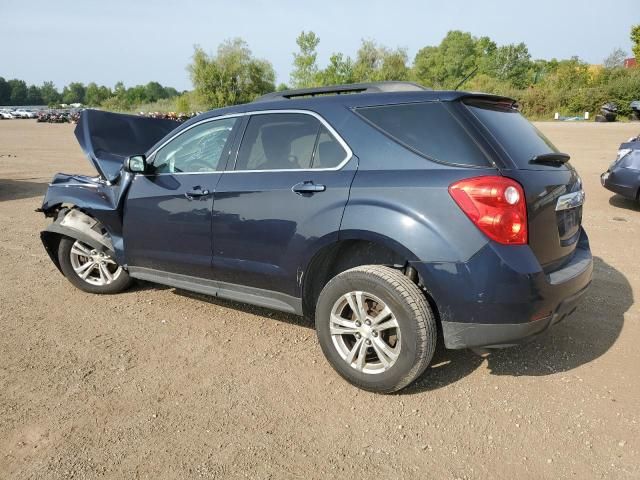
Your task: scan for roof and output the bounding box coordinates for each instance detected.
[180,84,516,127]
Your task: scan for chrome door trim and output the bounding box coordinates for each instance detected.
[145,109,353,174]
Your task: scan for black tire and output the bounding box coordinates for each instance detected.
[58,237,132,294]
[315,265,437,393]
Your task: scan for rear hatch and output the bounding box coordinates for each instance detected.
[463,98,584,270]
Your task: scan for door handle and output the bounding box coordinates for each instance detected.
[185,189,210,200]
[292,181,326,194]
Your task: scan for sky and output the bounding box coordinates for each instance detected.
[1,0,637,91]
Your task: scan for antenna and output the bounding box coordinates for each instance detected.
[454,66,479,91]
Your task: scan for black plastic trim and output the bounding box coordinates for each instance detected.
[128,267,303,315]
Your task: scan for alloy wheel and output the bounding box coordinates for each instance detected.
[69,240,122,286]
[329,291,401,374]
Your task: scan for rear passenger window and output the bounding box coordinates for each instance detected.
[356,102,490,167]
[235,113,348,171]
[236,113,319,170]
[313,126,347,169]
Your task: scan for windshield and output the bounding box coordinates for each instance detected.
[464,99,560,169]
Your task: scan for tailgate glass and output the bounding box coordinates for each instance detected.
[464,99,561,170]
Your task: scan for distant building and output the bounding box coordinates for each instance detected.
[624,58,637,68]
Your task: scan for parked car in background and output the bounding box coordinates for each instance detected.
[12,109,38,119]
[38,82,592,392]
[601,134,640,202]
[0,110,14,119]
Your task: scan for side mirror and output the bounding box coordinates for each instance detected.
[125,155,147,174]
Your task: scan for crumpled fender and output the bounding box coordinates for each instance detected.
[40,172,135,265]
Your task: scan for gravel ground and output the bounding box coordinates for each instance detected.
[0,120,639,479]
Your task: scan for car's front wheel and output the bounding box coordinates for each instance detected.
[315,265,437,393]
[58,237,132,294]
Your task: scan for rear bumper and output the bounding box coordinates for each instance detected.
[440,281,590,348]
[411,229,593,349]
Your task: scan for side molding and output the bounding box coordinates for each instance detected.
[128,267,303,315]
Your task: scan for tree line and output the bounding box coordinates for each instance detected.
[187,25,640,118]
[3,25,639,118]
[0,78,180,108]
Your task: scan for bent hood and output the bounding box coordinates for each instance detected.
[74,109,180,182]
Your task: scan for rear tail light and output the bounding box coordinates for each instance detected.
[449,176,527,245]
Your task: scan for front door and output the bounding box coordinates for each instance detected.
[213,112,356,297]
[123,117,239,278]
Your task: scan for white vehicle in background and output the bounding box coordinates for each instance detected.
[0,110,14,119]
[12,109,37,119]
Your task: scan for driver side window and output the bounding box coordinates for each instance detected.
[153,117,238,174]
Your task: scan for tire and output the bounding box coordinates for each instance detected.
[315,265,437,393]
[58,237,132,294]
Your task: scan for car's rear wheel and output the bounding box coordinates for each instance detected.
[315,265,436,393]
[58,237,132,294]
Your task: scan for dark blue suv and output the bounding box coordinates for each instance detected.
[39,82,592,392]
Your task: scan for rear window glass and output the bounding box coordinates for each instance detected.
[236,113,319,171]
[355,102,490,167]
[464,99,558,168]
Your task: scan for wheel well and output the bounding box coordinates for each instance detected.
[40,206,115,273]
[302,239,434,320]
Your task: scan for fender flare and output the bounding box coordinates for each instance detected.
[41,209,116,273]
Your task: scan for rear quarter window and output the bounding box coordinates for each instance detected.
[355,102,490,167]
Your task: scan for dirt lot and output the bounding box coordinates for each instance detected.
[0,120,639,479]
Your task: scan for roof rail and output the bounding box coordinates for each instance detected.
[254,81,428,102]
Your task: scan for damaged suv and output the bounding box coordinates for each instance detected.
[39,82,592,392]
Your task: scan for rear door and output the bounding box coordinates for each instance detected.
[212,111,356,297]
[463,99,584,269]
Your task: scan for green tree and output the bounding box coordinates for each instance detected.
[547,56,590,89]
[62,82,86,104]
[317,53,354,85]
[412,31,478,88]
[353,40,381,81]
[0,77,10,105]
[490,43,532,88]
[40,81,61,105]
[175,94,190,113]
[188,39,275,108]
[475,36,498,75]
[603,48,627,69]
[125,85,148,105]
[290,31,320,88]
[163,86,179,98]
[85,82,112,106]
[26,85,43,105]
[378,48,409,81]
[114,81,126,97]
[8,79,28,105]
[631,25,640,60]
[144,81,166,102]
[351,40,409,82]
